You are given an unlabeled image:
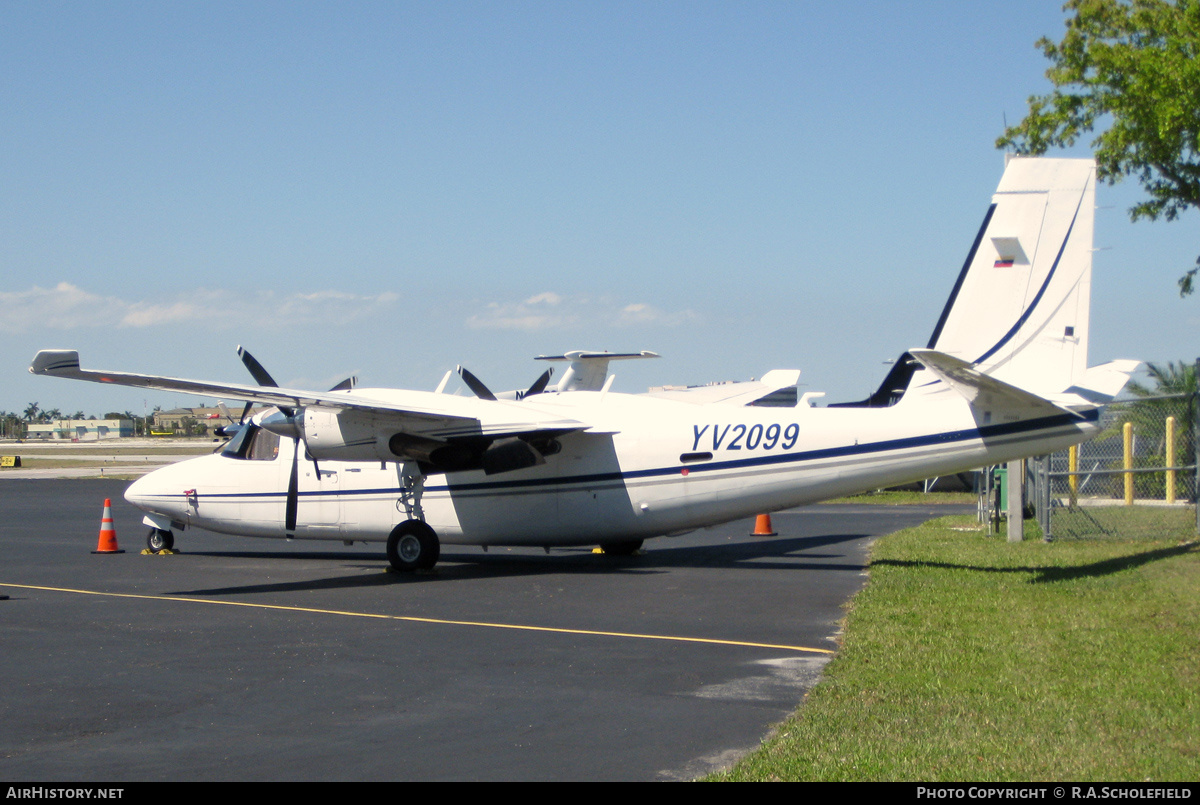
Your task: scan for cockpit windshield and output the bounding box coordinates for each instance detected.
[220,425,281,461]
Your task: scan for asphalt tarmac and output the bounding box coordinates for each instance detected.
[0,479,970,781]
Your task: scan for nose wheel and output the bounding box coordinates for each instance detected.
[386,520,440,571]
[599,539,643,556]
[146,528,175,552]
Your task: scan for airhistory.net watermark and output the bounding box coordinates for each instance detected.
[6,790,123,800]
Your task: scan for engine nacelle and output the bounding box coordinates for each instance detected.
[302,407,407,463]
[301,407,556,475]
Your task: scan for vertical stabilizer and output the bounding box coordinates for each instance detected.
[927,157,1096,396]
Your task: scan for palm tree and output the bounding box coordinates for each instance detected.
[1124,361,1197,499]
[1127,361,1197,399]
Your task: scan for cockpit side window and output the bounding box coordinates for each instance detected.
[247,428,280,461]
[220,425,280,461]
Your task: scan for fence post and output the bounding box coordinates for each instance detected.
[1123,421,1134,506]
[1007,459,1024,543]
[1068,444,1078,506]
[1166,415,1176,505]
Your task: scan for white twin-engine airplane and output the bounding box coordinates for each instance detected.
[32,157,1137,572]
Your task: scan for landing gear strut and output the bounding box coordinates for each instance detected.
[388,462,439,571]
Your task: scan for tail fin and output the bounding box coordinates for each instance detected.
[926,157,1096,396]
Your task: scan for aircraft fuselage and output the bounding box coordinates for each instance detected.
[124,386,1094,547]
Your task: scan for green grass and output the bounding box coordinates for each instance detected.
[710,516,1200,781]
[1052,504,1197,542]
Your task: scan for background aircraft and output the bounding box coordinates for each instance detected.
[31,157,1137,571]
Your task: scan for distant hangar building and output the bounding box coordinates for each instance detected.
[26,419,134,441]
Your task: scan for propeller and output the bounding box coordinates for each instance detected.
[236,346,353,537]
[213,401,251,440]
[236,348,302,534]
[520,368,553,400]
[455,366,553,401]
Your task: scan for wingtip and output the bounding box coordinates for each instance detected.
[30,349,81,376]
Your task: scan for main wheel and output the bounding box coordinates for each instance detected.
[599,539,643,556]
[386,520,440,571]
[146,528,174,552]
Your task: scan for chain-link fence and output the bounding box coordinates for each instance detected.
[1036,392,1198,540]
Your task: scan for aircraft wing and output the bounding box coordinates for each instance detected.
[908,348,1081,419]
[32,347,441,415]
[30,350,588,447]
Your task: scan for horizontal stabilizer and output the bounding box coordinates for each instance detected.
[908,348,1077,419]
[535,350,659,392]
[1057,359,1142,406]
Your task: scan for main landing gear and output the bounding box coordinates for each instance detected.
[386,519,440,571]
[387,462,439,572]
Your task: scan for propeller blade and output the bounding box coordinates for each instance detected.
[213,401,248,438]
[285,437,299,535]
[239,401,253,424]
[237,347,294,416]
[329,376,356,392]
[522,368,554,399]
[237,346,279,388]
[456,366,497,401]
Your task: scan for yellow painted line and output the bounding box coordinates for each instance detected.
[0,581,834,655]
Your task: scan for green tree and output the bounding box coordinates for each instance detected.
[996,0,1200,294]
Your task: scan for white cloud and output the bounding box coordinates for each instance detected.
[616,302,699,327]
[0,282,122,333]
[465,290,577,331]
[466,292,700,331]
[0,283,399,334]
[120,301,210,328]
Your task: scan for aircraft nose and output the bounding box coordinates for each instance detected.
[124,473,152,508]
[124,467,177,512]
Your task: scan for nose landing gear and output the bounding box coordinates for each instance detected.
[146,528,175,553]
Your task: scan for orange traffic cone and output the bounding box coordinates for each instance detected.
[92,498,124,554]
[750,513,777,537]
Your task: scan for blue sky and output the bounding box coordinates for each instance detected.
[3,1,1196,417]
